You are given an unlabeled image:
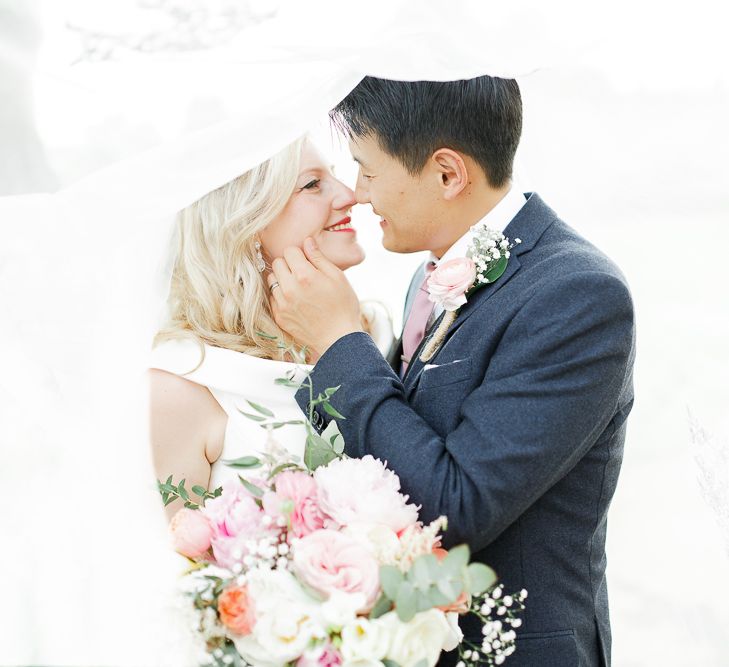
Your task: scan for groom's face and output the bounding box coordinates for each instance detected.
[349,135,446,255]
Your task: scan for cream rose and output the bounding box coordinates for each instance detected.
[380,609,454,667]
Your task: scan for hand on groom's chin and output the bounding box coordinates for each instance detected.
[267,237,363,360]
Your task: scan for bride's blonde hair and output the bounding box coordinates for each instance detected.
[156,137,307,360]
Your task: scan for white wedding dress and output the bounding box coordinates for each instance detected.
[150,302,394,486]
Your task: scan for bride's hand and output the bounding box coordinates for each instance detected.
[267,237,363,360]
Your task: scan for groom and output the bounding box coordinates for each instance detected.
[268,76,635,666]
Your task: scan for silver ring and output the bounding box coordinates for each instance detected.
[269,281,280,293]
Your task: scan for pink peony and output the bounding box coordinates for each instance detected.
[263,471,326,539]
[296,643,343,667]
[314,455,419,534]
[201,481,270,568]
[292,529,380,612]
[169,507,213,558]
[427,257,477,312]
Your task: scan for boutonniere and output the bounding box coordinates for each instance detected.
[419,226,521,362]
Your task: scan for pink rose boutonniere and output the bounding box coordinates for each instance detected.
[420,226,521,362]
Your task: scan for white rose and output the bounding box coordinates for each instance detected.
[380,609,453,667]
[233,568,325,666]
[343,522,402,565]
[320,590,366,630]
[341,617,390,662]
[442,611,464,652]
[234,602,325,666]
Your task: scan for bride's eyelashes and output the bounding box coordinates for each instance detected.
[299,178,321,192]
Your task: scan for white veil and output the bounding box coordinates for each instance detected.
[1,0,723,664]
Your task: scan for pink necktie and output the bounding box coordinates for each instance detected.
[401,261,436,377]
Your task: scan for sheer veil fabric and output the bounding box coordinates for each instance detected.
[0,0,678,663]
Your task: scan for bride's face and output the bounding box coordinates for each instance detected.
[260,141,364,270]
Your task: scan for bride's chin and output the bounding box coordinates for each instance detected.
[331,248,366,271]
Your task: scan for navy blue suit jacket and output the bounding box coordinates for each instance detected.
[295,194,635,666]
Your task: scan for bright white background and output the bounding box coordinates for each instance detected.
[1,1,728,665]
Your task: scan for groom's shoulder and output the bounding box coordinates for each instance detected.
[523,194,629,288]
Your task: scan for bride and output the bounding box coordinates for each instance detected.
[149,136,392,511]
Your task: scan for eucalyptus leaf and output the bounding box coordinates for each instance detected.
[321,420,345,455]
[237,410,267,422]
[304,434,338,471]
[443,544,470,574]
[246,400,275,418]
[238,475,264,498]
[177,480,190,501]
[163,496,177,507]
[269,462,303,477]
[395,581,417,622]
[191,485,208,497]
[369,594,393,620]
[410,554,436,590]
[274,377,301,388]
[324,386,341,398]
[379,565,404,600]
[426,584,453,608]
[466,563,498,596]
[436,578,463,604]
[255,330,279,340]
[415,589,433,612]
[322,402,346,420]
[222,455,262,469]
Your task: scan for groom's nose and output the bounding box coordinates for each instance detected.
[354,179,370,205]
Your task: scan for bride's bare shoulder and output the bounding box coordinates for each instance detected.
[149,369,224,423]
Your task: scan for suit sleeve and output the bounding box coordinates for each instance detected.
[296,270,635,551]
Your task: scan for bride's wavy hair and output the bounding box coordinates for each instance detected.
[155,137,306,361]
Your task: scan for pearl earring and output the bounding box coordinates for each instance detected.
[254,240,265,273]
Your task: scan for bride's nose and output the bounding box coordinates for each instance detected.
[332,181,356,212]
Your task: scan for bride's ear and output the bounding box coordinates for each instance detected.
[431,148,469,201]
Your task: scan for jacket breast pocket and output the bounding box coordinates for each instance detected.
[417,357,473,391]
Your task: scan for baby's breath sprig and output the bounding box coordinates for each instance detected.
[457,585,528,667]
[467,227,521,291]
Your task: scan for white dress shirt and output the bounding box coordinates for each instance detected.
[427,186,527,324]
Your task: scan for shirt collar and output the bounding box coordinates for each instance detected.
[430,186,527,265]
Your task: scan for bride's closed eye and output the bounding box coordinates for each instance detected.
[299,178,321,191]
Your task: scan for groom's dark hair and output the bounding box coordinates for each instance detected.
[330,76,522,189]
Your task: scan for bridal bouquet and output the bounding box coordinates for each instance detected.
[160,391,526,667]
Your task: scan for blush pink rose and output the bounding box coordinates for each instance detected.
[296,643,343,667]
[292,529,380,612]
[169,508,213,558]
[201,482,270,568]
[427,257,477,312]
[263,471,325,539]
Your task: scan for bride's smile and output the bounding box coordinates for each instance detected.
[260,139,365,271]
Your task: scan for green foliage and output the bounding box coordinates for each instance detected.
[157,476,221,509]
[222,455,262,469]
[304,433,339,471]
[378,544,499,623]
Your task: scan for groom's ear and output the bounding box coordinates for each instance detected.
[430,148,469,201]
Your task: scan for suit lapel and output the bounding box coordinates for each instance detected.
[402,193,557,400]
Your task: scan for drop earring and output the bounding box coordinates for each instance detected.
[254,240,265,273]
